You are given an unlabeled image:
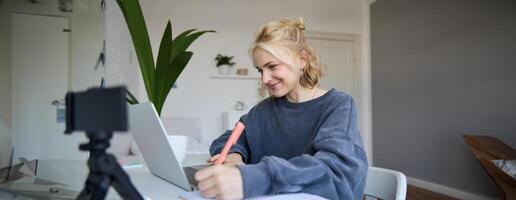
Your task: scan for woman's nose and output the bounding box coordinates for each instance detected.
[261,70,272,85]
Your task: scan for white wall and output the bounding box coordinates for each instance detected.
[71,0,105,91]
[107,0,372,156]
[0,3,12,168]
[371,0,515,198]
[3,0,104,94]
[1,0,106,164]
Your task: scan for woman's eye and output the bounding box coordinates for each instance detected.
[257,69,263,73]
[270,65,278,69]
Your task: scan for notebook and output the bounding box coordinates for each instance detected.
[179,191,327,200]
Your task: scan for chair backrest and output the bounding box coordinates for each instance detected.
[363,167,407,200]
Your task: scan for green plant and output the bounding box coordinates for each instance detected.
[116,0,215,115]
[215,54,236,67]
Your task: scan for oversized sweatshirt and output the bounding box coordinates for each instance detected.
[209,88,368,200]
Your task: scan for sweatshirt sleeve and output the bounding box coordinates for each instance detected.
[209,115,250,162]
[237,97,368,200]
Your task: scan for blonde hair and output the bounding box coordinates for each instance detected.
[251,18,323,89]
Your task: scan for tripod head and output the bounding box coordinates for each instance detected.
[65,86,143,200]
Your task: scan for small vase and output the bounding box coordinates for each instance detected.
[218,65,231,75]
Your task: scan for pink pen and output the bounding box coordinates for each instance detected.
[215,122,245,165]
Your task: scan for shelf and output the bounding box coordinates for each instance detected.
[210,74,260,80]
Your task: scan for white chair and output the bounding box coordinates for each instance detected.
[363,167,407,200]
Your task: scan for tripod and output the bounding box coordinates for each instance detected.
[76,132,143,200]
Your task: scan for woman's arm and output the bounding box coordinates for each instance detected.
[209,115,250,163]
[237,97,368,199]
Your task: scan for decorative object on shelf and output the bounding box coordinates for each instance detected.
[58,0,73,12]
[236,68,248,76]
[117,0,215,115]
[215,54,235,75]
[234,101,245,111]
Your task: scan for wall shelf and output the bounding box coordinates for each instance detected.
[210,74,260,80]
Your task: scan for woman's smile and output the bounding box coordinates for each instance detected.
[267,81,281,90]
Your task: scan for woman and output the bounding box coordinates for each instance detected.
[195,18,368,200]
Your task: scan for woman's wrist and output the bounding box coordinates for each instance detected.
[228,153,245,165]
[229,153,243,160]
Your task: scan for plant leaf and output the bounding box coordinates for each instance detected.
[155,21,173,72]
[170,29,197,47]
[116,0,155,102]
[125,89,139,105]
[154,21,173,104]
[168,29,195,61]
[116,0,215,115]
[154,51,193,114]
[154,25,214,113]
[169,30,215,63]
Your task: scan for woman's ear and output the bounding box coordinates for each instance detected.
[298,50,309,70]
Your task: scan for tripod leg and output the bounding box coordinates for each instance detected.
[77,171,111,200]
[76,132,142,200]
[105,155,144,200]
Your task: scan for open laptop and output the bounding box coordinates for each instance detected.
[129,102,208,191]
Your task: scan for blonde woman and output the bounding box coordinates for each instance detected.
[195,18,368,200]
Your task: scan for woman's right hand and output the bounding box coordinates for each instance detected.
[207,153,245,166]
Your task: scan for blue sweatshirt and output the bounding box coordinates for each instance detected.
[209,89,368,200]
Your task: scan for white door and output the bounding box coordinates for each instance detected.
[307,33,372,163]
[11,13,85,162]
[307,33,357,96]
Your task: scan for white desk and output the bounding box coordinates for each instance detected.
[0,154,210,200]
[1,155,326,200]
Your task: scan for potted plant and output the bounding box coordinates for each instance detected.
[215,54,236,75]
[116,0,215,115]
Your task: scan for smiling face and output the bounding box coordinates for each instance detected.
[253,47,304,97]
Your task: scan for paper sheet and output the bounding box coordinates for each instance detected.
[180,191,327,200]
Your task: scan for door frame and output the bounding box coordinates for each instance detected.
[305,31,372,161]
[306,31,361,96]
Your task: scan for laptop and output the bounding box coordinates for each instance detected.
[129,102,208,191]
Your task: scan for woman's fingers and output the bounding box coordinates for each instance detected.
[201,185,220,199]
[195,164,244,200]
[195,165,216,181]
[207,153,244,166]
[197,176,217,191]
[207,154,221,163]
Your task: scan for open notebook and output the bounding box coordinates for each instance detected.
[180,191,327,200]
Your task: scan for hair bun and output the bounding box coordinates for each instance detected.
[296,18,305,30]
[297,23,305,30]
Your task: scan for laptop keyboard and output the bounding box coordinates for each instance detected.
[183,166,199,187]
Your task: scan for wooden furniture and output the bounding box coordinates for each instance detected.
[463,135,516,199]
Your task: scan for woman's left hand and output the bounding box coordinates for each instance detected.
[195,164,244,200]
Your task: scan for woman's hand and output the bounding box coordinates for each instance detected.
[195,164,244,200]
[207,153,245,166]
